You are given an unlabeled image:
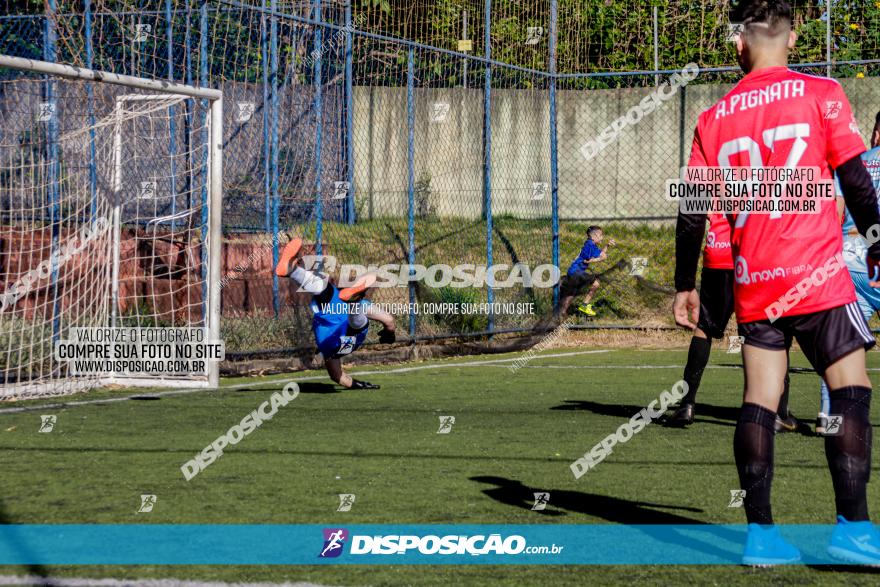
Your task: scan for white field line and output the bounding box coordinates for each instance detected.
[0,577,338,587]
[0,350,611,414]
[485,364,740,369]
[505,365,880,372]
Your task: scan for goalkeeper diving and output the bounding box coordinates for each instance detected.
[275,237,396,389]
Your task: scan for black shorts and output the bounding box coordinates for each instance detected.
[697,268,735,339]
[738,302,876,376]
[560,271,598,298]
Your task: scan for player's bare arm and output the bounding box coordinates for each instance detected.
[365,303,396,343]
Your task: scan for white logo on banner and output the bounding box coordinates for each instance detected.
[236,102,255,123]
[333,181,351,200]
[430,103,450,123]
[629,258,648,277]
[133,24,151,43]
[728,489,746,508]
[138,494,157,513]
[531,492,550,511]
[525,27,545,45]
[38,102,56,122]
[532,182,548,201]
[139,181,157,200]
[38,415,57,433]
[337,494,356,512]
[437,416,456,434]
[727,336,745,354]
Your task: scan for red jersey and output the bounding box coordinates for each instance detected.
[704,213,734,270]
[688,67,865,323]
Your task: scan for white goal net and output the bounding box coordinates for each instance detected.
[0,55,222,399]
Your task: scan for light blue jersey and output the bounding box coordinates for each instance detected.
[823,147,880,415]
[840,146,880,274]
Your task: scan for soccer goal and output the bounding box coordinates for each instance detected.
[0,55,223,399]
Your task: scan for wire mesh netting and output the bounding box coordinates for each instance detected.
[1,1,880,359]
[0,63,216,397]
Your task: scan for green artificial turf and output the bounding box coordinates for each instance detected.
[1,347,879,585]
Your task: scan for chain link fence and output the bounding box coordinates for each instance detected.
[1,1,879,357]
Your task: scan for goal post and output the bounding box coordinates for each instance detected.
[0,55,223,399]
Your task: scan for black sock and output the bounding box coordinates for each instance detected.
[778,374,791,417]
[826,386,872,522]
[734,403,776,524]
[314,282,335,305]
[682,336,712,405]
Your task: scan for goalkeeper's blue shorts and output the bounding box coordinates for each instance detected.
[311,285,369,359]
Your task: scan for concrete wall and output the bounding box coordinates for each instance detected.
[352,77,880,221]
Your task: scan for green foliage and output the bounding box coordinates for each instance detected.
[31,1,880,86]
[0,316,52,375]
[361,0,391,15]
[351,0,878,77]
[421,285,489,334]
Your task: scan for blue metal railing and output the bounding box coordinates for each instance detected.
[2,0,879,340]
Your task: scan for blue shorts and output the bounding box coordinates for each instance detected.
[311,287,369,358]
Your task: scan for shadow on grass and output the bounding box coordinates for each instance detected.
[552,399,746,428]
[551,399,824,436]
[470,475,704,523]
[806,564,880,574]
[469,475,750,563]
[295,382,341,394]
[551,400,648,417]
[0,500,49,581]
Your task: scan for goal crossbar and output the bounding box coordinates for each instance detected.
[0,55,222,101]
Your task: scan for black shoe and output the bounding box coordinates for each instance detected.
[664,403,694,427]
[774,412,798,434]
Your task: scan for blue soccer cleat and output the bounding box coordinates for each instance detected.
[742,524,801,566]
[827,516,880,566]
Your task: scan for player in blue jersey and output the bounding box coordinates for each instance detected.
[274,237,396,390]
[817,113,880,433]
[557,226,615,317]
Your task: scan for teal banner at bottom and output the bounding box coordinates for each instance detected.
[0,524,861,565]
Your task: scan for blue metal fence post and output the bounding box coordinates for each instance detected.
[45,0,61,340]
[261,8,271,232]
[166,0,178,233]
[270,0,281,316]
[85,0,98,221]
[199,0,210,322]
[483,0,494,333]
[406,48,416,339]
[313,0,324,255]
[549,0,559,311]
[344,0,355,225]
